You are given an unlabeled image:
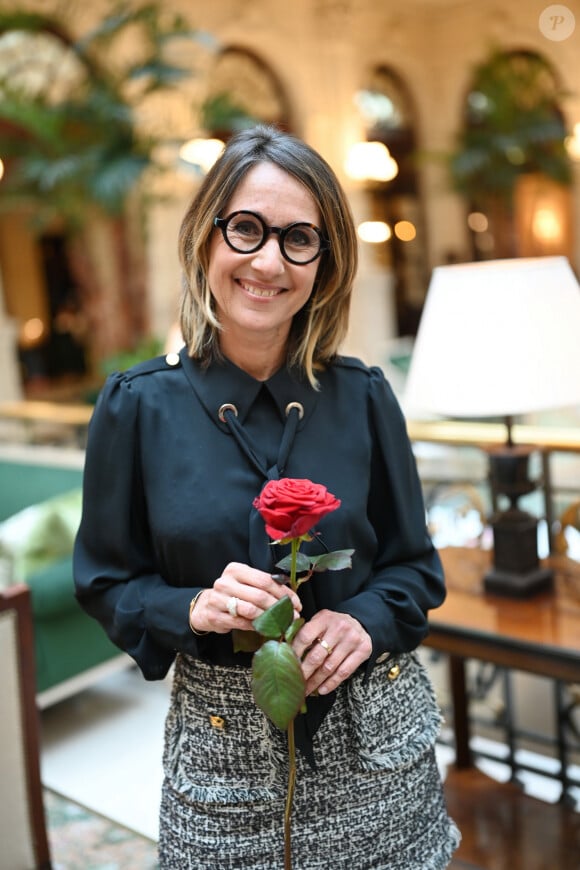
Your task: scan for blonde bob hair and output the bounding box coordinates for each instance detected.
[178,124,358,388]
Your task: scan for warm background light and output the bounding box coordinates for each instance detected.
[357,220,391,243]
[0,158,4,182]
[532,208,562,244]
[178,137,225,173]
[394,220,416,241]
[344,141,398,182]
[565,122,580,161]
[515,174,572,258]
[467,211,488,233]
[20,317,45,347]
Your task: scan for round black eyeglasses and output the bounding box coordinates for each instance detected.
[214,210,330,265]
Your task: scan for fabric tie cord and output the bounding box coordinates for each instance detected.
[219,401,330,765]
[220,402,303,573]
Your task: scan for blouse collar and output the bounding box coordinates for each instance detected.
[179,347,319,430]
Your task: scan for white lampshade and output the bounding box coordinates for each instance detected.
[404,256,580,419]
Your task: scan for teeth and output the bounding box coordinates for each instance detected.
[240,281,279,298]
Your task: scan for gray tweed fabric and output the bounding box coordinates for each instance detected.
[158,652,460,869]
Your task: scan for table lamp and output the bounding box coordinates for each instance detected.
[404,256,580,598]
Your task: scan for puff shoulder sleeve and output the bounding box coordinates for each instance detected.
[336,367,445,661]
[73,372,202,679]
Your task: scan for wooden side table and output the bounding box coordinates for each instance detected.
[425,547,580,797]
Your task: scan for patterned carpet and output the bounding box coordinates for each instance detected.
[45,790,159,870]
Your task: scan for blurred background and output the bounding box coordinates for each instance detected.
[0,0,578,400]
[1,4,580,868]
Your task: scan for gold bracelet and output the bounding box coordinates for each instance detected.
[189,590,209,636]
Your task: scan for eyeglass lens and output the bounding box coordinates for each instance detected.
[221,211,324,264]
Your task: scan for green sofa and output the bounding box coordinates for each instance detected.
[0,444,130,707]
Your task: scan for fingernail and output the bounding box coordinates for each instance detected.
[271,573,288,584]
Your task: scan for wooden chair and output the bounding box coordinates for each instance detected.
[0,584,51,870]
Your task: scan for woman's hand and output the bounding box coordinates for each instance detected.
[189,562,302,635]
[292,610,372,697]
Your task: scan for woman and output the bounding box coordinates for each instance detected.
[74,125,460,869]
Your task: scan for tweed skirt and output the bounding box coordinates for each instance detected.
[158,651,460,869]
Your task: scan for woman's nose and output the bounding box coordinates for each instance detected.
[250,236,285,273]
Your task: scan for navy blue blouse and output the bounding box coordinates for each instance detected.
[74,347,445,688]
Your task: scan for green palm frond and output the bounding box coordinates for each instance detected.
[0,94,64,146]
[0,1,215,226]
[450,48,572,204]
[126,57,192,86]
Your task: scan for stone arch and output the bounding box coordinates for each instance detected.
[453,47,572,260]
[202,45,293,138]
[356,64,429,336]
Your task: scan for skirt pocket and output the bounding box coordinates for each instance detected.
[346,651,442,772]
[163,656,286,805]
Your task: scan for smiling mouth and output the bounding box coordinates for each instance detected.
[238,280,284,298]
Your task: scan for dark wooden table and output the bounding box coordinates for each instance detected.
[425,547,580,790]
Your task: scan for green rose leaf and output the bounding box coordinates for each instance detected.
[232,629,263,653]
[275,552,312,574]
[284,616,304,644]
[252,595,293,638]
[251,640,306,730]
[310,549,354,572]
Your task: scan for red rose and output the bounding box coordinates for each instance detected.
[253,478,341,542]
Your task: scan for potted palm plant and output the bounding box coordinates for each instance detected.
[0,2,213,371]
[449,48,572,258]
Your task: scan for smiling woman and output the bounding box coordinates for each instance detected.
[205,162,323,379]
[74,125,460,870]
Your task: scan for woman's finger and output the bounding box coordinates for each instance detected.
[292,610,372,694]
[192,564,301,635]
[216,563,302,614]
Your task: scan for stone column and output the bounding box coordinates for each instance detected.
[0,270,23,402]
[305,0,396,367]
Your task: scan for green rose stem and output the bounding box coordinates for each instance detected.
[285,719,296,870]
[251,480,353,870]
[251,537,354,868]
[288,537,300,593]
[284,537,300,870]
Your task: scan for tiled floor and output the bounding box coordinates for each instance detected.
[40,666,172,840]
[44,789,158,870]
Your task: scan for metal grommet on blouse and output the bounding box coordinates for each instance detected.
[218,403,238,423]
[285,401,304,420]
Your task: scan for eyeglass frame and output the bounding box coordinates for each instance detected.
[213,210,330,265]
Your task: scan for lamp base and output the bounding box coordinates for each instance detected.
[483,565,554,598]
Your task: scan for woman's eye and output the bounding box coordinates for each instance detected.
[233,220,261,238]
[286,227,316,248]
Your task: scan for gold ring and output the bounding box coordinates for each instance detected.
[318,638,333,656]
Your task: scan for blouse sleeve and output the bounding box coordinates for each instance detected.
[73,372,203,680]
[336,367,445,662]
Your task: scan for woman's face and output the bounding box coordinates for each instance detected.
[207,162,321,355]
